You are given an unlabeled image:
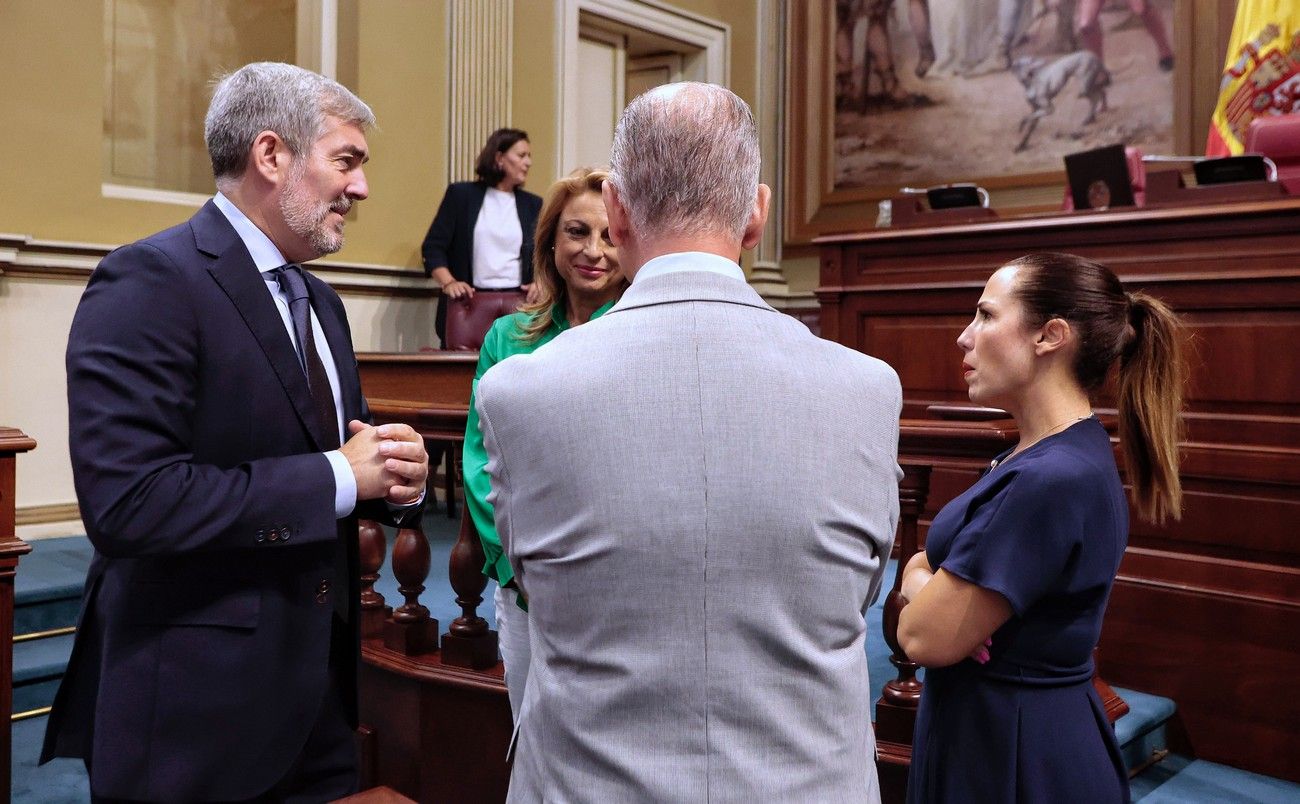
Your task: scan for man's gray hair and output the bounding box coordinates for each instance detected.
[205,62,375,186]
[609,82,760,241]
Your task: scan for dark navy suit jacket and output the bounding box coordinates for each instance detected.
[420,181,542,341]
[41,201,412,801]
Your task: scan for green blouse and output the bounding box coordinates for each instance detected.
[463,301,617,598]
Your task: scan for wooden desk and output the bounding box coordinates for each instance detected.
[818,198,1300,781]
[357,352,476,440]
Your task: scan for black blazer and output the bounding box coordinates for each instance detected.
[42,201,416,801]
[421,180,542,341]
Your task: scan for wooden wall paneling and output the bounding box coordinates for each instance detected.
[817,198,1300,781]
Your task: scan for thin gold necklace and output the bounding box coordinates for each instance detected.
[990,413,1093,470]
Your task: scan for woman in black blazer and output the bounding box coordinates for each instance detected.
[422,128,544,342]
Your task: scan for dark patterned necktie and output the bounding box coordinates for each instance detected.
[271,264,340,450]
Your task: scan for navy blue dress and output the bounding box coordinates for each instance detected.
[907,417,1130,803]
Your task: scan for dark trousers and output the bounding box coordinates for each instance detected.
[90,671,358,804]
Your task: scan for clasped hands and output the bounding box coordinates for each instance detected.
[340,420,429,505]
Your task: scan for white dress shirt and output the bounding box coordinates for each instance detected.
[633,251,747,284]
[212,192,357,517]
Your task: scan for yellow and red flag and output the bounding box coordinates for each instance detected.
[1206,1,1300,156]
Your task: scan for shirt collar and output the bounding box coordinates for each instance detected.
[212,192,289,274]
[633,251,746,284]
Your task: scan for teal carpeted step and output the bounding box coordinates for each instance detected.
[1136,758,1300,803]
[11,715,90,802]
[1112,685,1177,773]
[13,632,76,713]
[15,536,93,635]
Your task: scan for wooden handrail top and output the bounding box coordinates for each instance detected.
[362,642,505,693]
[0,427,37,453]
[925,404,1009,422]
[357,352,480,365]
[812,196,1300,245]
[900,417,1017,461]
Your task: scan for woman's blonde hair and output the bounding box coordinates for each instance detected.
[515,167,626,343]
[1009,252,1187,524]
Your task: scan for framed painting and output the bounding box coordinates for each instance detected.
[785,0,1197,244]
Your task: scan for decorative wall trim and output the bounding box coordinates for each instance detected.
[447,0,513,183]
[0,232,435,297]
[558,0,729,175]
[749,0,788,298]
[15,503,80,527]
[101,184,209,208]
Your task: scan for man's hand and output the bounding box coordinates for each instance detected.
[340,420,429,504]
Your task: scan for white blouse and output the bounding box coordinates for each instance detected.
[471,188,523,288]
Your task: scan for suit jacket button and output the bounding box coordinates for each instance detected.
[255,529,265,543]
[281,526,290,541]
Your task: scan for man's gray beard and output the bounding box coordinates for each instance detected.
[280,169,346,257]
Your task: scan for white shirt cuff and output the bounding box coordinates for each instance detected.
[325,450,356,518]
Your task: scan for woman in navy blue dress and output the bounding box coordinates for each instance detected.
[899,253,1186,803]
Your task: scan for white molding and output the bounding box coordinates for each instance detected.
[296,0,339,78]
[448,0,513,183]
[101,183,208,208]
[0,231,432,293]
[558,0,729,175]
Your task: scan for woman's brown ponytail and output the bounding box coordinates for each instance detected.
[1117,292,1185,524]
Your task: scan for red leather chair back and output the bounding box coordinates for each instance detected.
[1245,114,1300,196]
[443,290,526,351]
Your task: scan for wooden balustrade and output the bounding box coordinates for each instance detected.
[353,356,1141,802]
[355,355,511,803]
[1,427,36,801]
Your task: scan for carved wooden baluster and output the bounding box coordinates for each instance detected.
[874,462,931,799]
[440,510,499,669]
[358,519,391,641]
[382,525,439,655]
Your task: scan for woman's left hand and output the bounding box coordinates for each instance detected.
[522,282,540,304]
[968,638,992,664]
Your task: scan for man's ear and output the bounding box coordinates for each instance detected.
[249,130,290,185]
[1035,317,1072,356]
[740,183,771,251]
[602,181,630,247]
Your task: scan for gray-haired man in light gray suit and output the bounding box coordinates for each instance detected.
[475,82,902,803]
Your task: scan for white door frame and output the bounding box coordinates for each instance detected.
[557,0,729,174]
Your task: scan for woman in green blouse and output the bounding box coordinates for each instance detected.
[462,167,627,719]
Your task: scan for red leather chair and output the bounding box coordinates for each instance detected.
[1245,113,1300,196]
[430,290,526,516]
[443,290,527,350]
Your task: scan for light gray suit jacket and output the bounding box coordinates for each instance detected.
[476,266,902,803]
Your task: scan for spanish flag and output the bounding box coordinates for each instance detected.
[1206,1,1300,156]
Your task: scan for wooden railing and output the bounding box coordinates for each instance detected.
[1,427,36,801]
[354,354,511,804]
[349,369,1129,803]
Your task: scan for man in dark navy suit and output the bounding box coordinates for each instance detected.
[41,62,428,802]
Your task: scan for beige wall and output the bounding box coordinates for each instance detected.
[0,0,763,531]
[0,0,1244,532]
